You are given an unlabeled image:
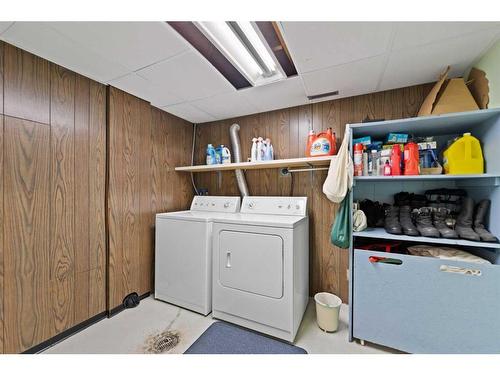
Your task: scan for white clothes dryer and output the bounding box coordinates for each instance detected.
[211,196,309,342]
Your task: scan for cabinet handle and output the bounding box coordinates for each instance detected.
[440,265,481,276]
[369,256,403,265]
[226,251,231,268]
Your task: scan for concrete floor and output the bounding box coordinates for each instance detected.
[43,297,395,354]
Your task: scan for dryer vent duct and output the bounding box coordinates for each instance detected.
[229,123,249,197]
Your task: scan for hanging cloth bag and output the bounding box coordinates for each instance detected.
[323,125,353,203]
[331,195,351,249]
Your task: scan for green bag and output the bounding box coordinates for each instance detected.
[331,195,351,249]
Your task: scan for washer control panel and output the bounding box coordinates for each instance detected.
[241,196,307,216]
[190,196,241,213]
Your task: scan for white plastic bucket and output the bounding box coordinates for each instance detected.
[314,292,342,332]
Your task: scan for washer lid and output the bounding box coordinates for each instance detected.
[211,213,307,228]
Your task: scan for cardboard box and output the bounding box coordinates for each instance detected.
[418,66,479,117]
[467,67,489,109]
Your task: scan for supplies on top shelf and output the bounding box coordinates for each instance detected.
[206,144,231,165]
[250,137,274,162]
[306,128,337,157]
[353,130,486,176]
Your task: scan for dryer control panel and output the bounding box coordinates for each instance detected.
[241,196,307,216]
[190,196,241,213]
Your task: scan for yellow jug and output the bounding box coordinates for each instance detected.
[443,133,484,175]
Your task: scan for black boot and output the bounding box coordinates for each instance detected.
[399,205,419,236]
[433,207,458,239]
[415,207,440,238]
[456,197,480,241]
[394,192,411,207]
[384,205,402,235]
[474,199,498,242]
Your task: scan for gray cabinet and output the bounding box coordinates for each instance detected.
[348,108,500,353]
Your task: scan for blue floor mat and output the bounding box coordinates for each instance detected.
[184,321,307,354]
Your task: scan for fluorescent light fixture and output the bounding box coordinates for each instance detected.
[195,21,286,87]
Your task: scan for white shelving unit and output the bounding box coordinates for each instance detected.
[348,108,500,354]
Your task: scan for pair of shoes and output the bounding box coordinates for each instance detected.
[360,199,386,228]
[383,205,419,236]
[456,198,498,242]
[413,207,458,238]
[394,192,427,209]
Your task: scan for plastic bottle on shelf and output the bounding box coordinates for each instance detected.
[327,128,337,155]
[404,142,420,175]
[443,132,484,174]
[206,144,216,165]
[354,143,363,176]
[250,138,258,162]
[256,137,264,161]
[391,144,402,175]
[306,130,316,157]
[221,145,231,164]
[370,149,380,176]
[362,150,369,176]
[264,138,274,160]
[383,160,392,176]
[215,145,222,164]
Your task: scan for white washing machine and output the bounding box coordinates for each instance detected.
[155,196,241,315]
[211,196,309,342]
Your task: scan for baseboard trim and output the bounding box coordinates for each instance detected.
[22,311,107,354]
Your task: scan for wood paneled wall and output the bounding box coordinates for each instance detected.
[194,84,433,302]
[107,88,193,311]
[0,42,106,353]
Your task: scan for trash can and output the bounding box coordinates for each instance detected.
[314,292,342,332]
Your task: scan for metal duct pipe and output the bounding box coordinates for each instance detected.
[229,123,249,197]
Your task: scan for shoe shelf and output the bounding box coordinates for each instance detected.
[353,227,500,250]
[354,173,500,186]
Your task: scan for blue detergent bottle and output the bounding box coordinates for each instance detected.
[206,144,216,165]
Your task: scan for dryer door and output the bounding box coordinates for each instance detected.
[219,230,283,299]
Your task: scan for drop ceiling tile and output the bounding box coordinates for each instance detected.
[109,73,183,107]
[380,28,500,92]
[301,54,386,99]
[161,102,215,123]
[392,22,500,50]
[0,22,129,82]
[191,91,260,121]
[48,22,190,72]
[137,51,234,102]
[0,22,14,35]
[241,76,308,113]
[280,22,394,73]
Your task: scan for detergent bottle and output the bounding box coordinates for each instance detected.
[390,144,402,175]
[309,129,335,157]
[306,130,316,157]
[215,145,222,164]
[206,144,216,165]
[327,128,337,155]
[443,133,484,174]
[221,145,231,164]
[404,142,420,175]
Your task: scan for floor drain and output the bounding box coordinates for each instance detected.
[144,330,180,354]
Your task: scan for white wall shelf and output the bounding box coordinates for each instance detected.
[175,155,336,173]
